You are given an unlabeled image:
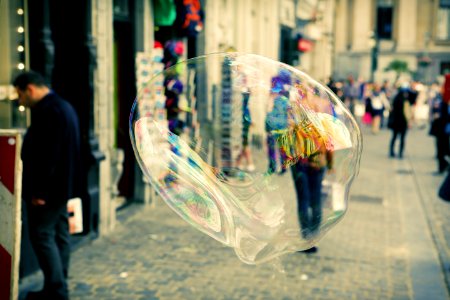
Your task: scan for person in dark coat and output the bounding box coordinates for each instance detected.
[429,91,449,174]
[389,87,413,159]
[14,71,82,300]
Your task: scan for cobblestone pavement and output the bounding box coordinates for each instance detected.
[20,126,450,300]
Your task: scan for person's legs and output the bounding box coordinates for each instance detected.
[236,149,245,168]
[237,124,251,168]
[437,134,450,173]
[278,145,288,173]
[55,208,71,279]
[399,129,408,158]
[267,134,277,173]
[308,168,325,236]
[291,165,311,238]
[27,204,69,300]
[390,130,398,157]
[372,115,381,134]
[347,97,355,115]
[243,147,255,171]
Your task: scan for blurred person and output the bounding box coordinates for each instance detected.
[291,90,333,253]
[362,93,373,127]
[334,80,344,99]
[14,71,82,300]
[438,170,450,202]
[366,83,390,134]
[381,80,394,128]
[265,69,291,174]
[381,80,393,100]
[326,76,338,95]
[265,93,290,174]
[389,85,413,159]
[409,81,419,105]
[428,87,449,174]
[436,74,450,200]
[357,77,368,102]
[343,75,359,115]
[236,74,255,172]
[292,148,333,253]
[444,74,450,103]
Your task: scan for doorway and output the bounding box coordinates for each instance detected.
[113,13,136,202]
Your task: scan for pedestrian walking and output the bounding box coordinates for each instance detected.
[14,71,82,300]
[343,75,359,115]
[265,69,291,174]
[388,85,413,159]
[290,87,334,253]
[291,147,333,253]
[236,69,255,172]
[366,83,390,134]
[428,86,449,174]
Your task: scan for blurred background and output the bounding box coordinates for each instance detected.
[1,0,450,298]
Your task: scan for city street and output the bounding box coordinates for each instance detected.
[20,125,450,300]
[3,1,450,300]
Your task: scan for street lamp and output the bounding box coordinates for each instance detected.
[368,31,379,83]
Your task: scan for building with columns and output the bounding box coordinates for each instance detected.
[334,0,450,83]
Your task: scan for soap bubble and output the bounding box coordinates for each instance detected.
[130,53,362,264]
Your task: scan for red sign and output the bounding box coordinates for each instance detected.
[0,245,11,300]
[0,136,16,194]
[298,39,313,52]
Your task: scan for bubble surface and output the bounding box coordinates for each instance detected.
[130,53,362,264]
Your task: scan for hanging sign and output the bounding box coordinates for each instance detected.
[298,39,314,52]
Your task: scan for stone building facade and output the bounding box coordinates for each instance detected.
[334,0,450,83]
[0,0,336,280]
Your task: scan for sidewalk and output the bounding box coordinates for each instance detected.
[406,126,450,296]
[20,126,450,300]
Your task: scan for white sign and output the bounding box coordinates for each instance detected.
[67,197,83,234]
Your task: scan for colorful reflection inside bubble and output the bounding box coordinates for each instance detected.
[129,53,362,264]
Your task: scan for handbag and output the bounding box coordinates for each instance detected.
[67,197,84,234]
[438,172,450,202]
[362,112,372,125]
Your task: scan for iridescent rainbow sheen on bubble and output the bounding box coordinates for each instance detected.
[130,53,362,264]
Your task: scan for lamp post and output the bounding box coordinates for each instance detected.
[369,30,379,83]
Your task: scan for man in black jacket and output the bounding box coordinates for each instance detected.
[14,71,82,300]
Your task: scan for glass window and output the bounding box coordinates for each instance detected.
[437,1,450,41]
[377,0,394,40]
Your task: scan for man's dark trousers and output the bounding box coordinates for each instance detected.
[27,203,70,300]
